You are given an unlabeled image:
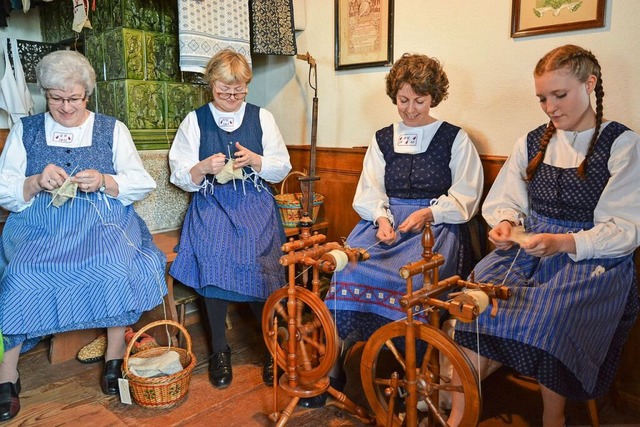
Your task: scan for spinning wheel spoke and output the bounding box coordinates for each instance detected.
[262,286,337,381]
[301,334,326,355]
[361,322,480,427]
[384,339,407,371]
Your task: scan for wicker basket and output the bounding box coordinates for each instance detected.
[275,171,324,228]
[122,320,197,409]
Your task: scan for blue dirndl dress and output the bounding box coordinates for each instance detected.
[455,122,640,400]
[169,104,286,302]
[0,113,167,352]
[325,122,473,342]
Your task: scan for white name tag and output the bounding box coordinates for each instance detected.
[397,133,418,147]
[52,132,73,143]
[219,117,234,128]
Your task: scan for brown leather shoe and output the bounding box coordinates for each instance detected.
[0,378,20,421]
[101,359,123,395]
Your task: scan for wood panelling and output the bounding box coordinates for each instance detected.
[0,128,7,151]
[286,145,367,243]
[285,145,508,243]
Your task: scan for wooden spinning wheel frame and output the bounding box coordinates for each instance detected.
[358,223,511,426]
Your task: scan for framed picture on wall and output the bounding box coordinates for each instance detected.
[511,0,606,38]
[335,0,394,70]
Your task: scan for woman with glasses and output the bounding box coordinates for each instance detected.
[0,50,166,421]
[168,49,291,390]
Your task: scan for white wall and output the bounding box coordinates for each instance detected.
[2,1,639,157]
[252,0,640,156]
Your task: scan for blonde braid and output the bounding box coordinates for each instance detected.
[577,51,604,178]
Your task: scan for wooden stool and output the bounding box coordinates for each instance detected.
[173,283,201,347]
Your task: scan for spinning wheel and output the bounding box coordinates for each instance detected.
[261,216,374,426]
[359,223,510,426]
[262,286,336,383]
[361,322,480,427]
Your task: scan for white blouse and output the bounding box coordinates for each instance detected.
[353,120,484,225]
[483,121,640,261]
[169,102,291,192]
[0,112,156,212]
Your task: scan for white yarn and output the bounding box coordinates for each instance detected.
[327,249,349,271]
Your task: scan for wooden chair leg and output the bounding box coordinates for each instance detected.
[586,399,600,427]
[178,303,186,348]
[225,313,233,329]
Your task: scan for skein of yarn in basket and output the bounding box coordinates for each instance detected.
[122,320,197,408]
[275,171,324,227]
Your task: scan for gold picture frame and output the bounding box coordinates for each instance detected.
[511,0,606,38]
[335,0,394,70]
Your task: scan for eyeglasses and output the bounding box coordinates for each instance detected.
[46,93,87,106]
[215,91,248,100]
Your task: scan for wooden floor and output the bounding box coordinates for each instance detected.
[10,303,640,426]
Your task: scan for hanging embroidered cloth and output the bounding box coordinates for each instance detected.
[178,0,251,74]
[250,0,297,56]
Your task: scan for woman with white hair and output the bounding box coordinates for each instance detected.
[0,50,166,421]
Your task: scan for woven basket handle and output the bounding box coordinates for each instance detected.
[122,319,192,368]
[279,170,308,195]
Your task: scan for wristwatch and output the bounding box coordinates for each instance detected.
[99,174,106,193]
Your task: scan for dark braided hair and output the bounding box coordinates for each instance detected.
[526,45,604,181]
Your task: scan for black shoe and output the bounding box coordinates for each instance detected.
[101,359,123,395]
[262,352,275,386]
[297,373,346,409]
[209,346,232,389]
[298,392,328,409]
[0,378,20,421]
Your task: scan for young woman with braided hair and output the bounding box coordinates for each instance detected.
[448,45,640,426]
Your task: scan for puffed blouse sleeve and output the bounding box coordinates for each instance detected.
[110,120,157,206]
[481,134,530,228]
[572,130,640,260]
[429,128,484,224]
[255,108,291,183]
[352,134,391,225]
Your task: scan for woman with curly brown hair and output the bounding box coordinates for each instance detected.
[308,53,484,408]
[449,45,640,427]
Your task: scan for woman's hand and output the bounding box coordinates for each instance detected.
[234,142,262,172]
[23,164,69,201]
[201,153,227,176]
[519,233,576,257]
[40,164,69,190]
[376,217,396,245]
[488,221,515,251]
[71,169,103,193]
[397,208,433,234]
